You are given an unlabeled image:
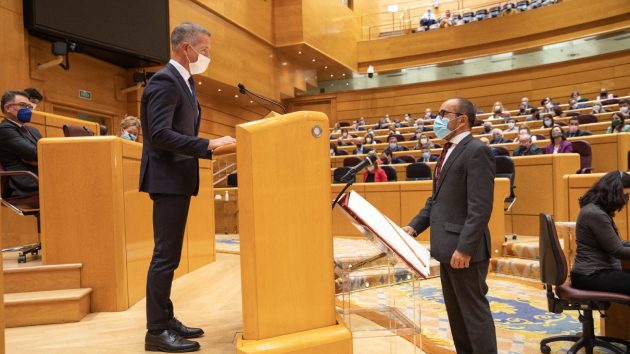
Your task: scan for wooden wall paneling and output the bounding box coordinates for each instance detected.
[195,0,274,44]
[332,184,365,237]
[0,1,29,93]
[274,0,304,46]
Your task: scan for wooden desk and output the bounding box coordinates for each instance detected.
[38,137,215,312]
[214,188,238,234]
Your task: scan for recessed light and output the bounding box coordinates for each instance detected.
[250,100,254,103]
[234,94,239,98]
[330,74,334,77]
[312,59,316,62]
[282,62,288,66]
[198,81,202,85]
[342,73,346,77]
[324,65,328,69]
[298,51,302,54]
[346,83,349,86]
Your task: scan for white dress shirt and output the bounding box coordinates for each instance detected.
[443,131,471,165]
[168,59,193,94]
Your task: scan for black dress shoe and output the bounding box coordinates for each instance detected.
[168,318,204,339]
[145,329,200,352]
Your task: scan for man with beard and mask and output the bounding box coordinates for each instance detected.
[402,98,497,354]
[140,22,236,353]
[0,90,42,196]
[566,117,592,138]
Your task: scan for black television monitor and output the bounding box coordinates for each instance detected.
[24,0,170,68]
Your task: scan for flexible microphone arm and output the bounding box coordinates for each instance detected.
[238,83,287,114]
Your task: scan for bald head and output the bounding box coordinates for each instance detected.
[445,97,476,128]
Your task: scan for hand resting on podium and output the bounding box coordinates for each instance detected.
[209,135,236,150]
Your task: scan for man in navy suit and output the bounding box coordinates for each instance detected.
[0,90,42,197]
[141,22,235,353]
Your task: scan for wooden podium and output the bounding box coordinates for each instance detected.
[235,112,352,353]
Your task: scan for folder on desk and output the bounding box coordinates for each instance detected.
[338,190,431,278]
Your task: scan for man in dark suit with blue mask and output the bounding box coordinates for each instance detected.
[0,90,42,197]
[140,22,235,353]
[403,98,497,354]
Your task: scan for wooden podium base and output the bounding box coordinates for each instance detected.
[236,318,353,354]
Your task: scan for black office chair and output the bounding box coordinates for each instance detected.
[333,167,354,184]
[0,164,41,263]
[381,165,397,182]
[538,213,630,354]
[406,162,432,181]
[397,155,416,164]
[227,172,238,187]
[495,156,516,212]
[577,114,598,125]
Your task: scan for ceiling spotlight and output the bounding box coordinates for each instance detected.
[250,100,254,103]
[324,65,328,69]
[217,88,222,92]
[346,83,349,86]
[330,74,334,77]
[298,51,302,54]
[198,81,202,85]
[312,59,316,62]
[282,62,288,66]
[342,73,346,77]
[234,94,239,98]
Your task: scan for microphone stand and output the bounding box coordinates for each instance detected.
[238,84,287,114]
[331,173,356,210]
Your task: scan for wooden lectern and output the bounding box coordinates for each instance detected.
[235,112,353,353]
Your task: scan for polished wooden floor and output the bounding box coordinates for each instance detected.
[5,253,422,354]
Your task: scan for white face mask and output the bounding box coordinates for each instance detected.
[620,106,629,114]
[593,105,601,111]
[367,166,375,172]
[546,103,553,109]
[30,103,37,111]
[507,123,515,129]
[186,46,211,75]
[494,105,501,112]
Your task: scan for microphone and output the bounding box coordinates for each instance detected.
[237,83,287,114]
[340,154,377,182]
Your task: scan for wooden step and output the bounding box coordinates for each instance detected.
[4,288,91,328]
[490,257,540,280]
[4,263,82,293]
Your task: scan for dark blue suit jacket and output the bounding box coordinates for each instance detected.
[139,63,211,196]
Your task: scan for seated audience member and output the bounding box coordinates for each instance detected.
[357,117,367,128]
[118,116,141,142]
[541,97,556,114]
[0,90,42,196]
[438,9,453,28]
[481,121,493,134]
[403,113,414,126]
[566,117,593,138]
[336,137,347,147]
[422,108,435,120]
[23,87,44,111]
[420,8,437,30]
[418,146,438,163]
[567,98,586,110]
[513,134,544,156]
[99,124,109,136]
[501,2,517,15]
[490,129,509,144]
[571,171,630,296]
[363,134,375,145]
[353,137,373,155]
[481,137,502,156]
[595,88,613,101]
[487,101,506,121]
[619,99,630,116]
[570,90,588,103]
[384,136,407,153]
[607,112,630,134]
[590,102,609,114]
[414,119,428,132]
[417,134,435,149]
[503,118,519,133]
[541,114,555,129]
[349,120,359,131]
[363,157,387,183]
[546,126,573,154]
[515,125,534,142]
[409,128,424,141]
[518,97,535,115]
[525,107,541,122]
[331,122,342,135]
[374,118,387,130]
[330,142,338,156]
[383,114,392,124]
[340,128,350,140]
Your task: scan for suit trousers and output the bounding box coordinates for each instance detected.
[146,193,191,330]
[440,260,497,354]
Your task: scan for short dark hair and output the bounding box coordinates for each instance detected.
[579,171,630,216]
[452,97,476,128]
[24,88,43,101]
[569,116,579,124]
[1,90,29,114]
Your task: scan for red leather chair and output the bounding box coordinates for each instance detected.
[539,213,630,354]
[0,163,40,263]
[571,140,593,174]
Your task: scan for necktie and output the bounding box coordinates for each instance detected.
[434,142,453,185]
[20,126,36,143]
[187,76,197,100]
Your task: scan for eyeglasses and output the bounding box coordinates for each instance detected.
[9,102,34,110]
[438,110,464,118]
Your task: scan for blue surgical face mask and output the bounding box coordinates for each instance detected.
[122,131,137,142]
[389,143,397,149]
[17,108,32,124]
[422,152,430,160]
[433,115,453,140]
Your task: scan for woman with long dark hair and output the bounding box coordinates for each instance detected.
[571,171,630,295]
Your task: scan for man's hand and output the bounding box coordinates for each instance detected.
[208,136,236,150]
[402,226,416,236]
[450,250,471,269]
